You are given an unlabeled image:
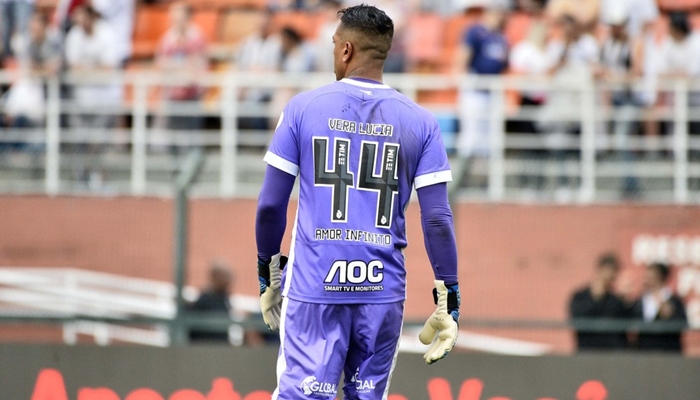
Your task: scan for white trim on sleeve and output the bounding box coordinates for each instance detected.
[414,170,452,189]
[264,151,299,176]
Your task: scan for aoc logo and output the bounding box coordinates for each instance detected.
[299,376,337,397]
[350,368,376,393]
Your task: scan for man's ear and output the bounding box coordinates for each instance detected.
[342,41,353,63]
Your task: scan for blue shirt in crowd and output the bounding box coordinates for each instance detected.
[463,24,508,75]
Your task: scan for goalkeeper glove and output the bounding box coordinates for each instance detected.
[419,280,460,365]
[258,253,287,331]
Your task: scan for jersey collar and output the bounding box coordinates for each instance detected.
[340,77,391,89]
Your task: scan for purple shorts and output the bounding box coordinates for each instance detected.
[272,298,405,400]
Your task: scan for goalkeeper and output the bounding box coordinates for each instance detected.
[255,4,459,399]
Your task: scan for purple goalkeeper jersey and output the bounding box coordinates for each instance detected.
[264,78,452,304]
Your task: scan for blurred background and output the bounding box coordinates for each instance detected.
[1,0,700,397]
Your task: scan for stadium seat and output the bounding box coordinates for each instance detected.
[404,13,444,69]
[219,9,266,46]
[439,13,477,72]
[192,10,220,43]
[132,6,170,60]
[504,12,532,46]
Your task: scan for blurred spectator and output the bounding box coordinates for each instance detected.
[546,0,599,32]
[629,262,687,352]
[508,19,548,191]
[270,26,315,129]
[599,1,659,166]
[656,12,700,147]
[1,12,60,149]
[537,14,598,199]
[569,253,628,351]
[65,4,120,118]
[12,11,62,75]
[154,1,208,159]
[52,0,86,33]
[0,67,43,161]
[188,262,233,343]
[64,4,120,188]
[279,26,314,73]
[599,9,642,197]
[599,0,658,38]
[454,5,509,188]
[509,19,549,111]
[235,9,281,75]
[656,12,700,86]
[235,9,281,132]
[89,0,135,65]
[0,0,34,58]
[517,0,546,14]
[545,14,599,87]
[313,0,342,72]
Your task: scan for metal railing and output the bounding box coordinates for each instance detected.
[0,71,699,202]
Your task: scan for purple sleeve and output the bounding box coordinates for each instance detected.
[255,164,296,261]
[416,182,458,285]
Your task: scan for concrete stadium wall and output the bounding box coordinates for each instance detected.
[1,196,700,354]
[3,344,700,400]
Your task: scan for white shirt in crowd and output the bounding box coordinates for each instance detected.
[600,0,659,37]
[641,287,672,322]
[655,32,700,77]
[64,20,121,106]
[546,34,600,69]
[510,40,550,100]
[90,0,135,63]
[236,32,281,73]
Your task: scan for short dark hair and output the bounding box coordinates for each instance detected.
[648,262,671,283]
[669,12,690,36]
[281,26,303,44]
[337,4,394,59]
[597,252,620,270]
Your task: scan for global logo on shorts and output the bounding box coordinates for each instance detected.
[299,375,337,397]
[350,367,376,393]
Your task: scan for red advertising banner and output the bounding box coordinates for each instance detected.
[3,345,698,400]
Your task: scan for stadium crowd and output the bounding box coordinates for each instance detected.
[0,0,700,191]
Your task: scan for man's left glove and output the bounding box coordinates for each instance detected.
[258,253,288,330]
[419,280,460,365]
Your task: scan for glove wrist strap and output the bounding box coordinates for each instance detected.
[432,285,460,311]
[257,258,271,282]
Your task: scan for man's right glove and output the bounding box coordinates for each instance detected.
[419,280,460,365]
[258,253,288,331]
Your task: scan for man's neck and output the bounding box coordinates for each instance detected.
[344,65,384,83]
